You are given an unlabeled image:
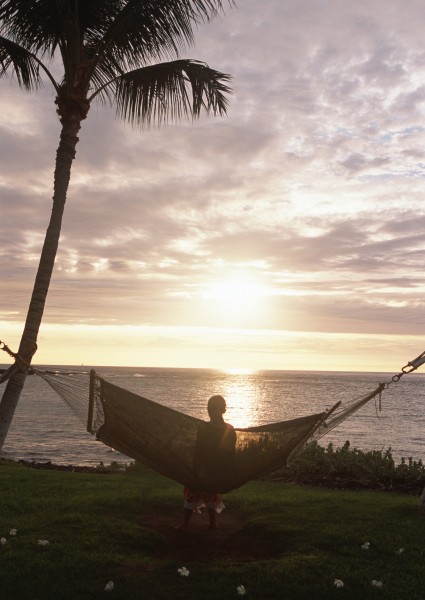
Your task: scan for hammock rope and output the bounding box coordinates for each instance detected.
[23,367,393,491]
[1,341,424,492]
[28,356,419,445]
[31,368,380,439]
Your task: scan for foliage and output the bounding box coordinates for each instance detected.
[0,0,232,123]
[278,441,425,493]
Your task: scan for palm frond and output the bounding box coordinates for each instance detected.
[109,59,231,126]
[0,0,59,56]
[92,0,233,73]
[0,35,44,89]
[0,1,109,92]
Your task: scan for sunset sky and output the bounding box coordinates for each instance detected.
[1,0,425,373]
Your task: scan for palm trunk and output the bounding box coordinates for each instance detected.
[0,112,84,451]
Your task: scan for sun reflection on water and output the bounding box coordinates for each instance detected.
[222,368,256,376]
[219,370,260,429]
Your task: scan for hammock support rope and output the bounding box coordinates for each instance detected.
[20,368,393,492]
[1,342,424,492]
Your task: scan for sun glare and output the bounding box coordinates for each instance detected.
[202,276,268,324]
[222,367,256,375]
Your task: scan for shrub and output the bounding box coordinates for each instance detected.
[275,441,425,493]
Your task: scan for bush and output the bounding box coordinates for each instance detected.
[275,441,425,493]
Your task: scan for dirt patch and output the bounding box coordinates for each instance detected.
[140,510,276,563]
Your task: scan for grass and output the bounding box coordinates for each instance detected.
[1,458,425,600]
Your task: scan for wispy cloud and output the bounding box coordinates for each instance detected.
[1,0,425,368]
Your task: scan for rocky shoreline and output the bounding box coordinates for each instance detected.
[16,459,124,474]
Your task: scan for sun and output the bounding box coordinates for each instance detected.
[201,275,269,324]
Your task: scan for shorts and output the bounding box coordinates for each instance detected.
[183,487,225,513]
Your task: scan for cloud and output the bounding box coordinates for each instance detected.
[339,153,391,173]
[2,0,425,368]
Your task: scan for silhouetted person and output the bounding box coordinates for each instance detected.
[178,395,236,531]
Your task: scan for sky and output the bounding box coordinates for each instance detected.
[1,0,425,373]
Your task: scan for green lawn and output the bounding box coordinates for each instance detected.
[1,459,424,600]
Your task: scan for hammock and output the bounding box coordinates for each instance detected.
[30,368,389,493]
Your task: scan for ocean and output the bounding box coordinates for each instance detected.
[0,366,424,466]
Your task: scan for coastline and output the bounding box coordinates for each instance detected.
[6,452,424,496]
[10,458,127,474]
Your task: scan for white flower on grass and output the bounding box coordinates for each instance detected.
[396,547,405,554]
[361,541,371,550]
[371,580,383,588]
[37,540,50,546]
[237,584,246,595]
[9,529,17,536]
[177,567,190,577]
[0,537,7,545]
[104,581,114,592]
[334,579,344,588]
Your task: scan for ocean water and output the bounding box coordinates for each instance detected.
[0,366,424,466]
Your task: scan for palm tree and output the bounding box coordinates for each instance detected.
[0,0,232,449]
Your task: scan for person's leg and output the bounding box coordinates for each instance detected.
[176,508,193,531]
[207,507,218,529]
[177,487,200,531]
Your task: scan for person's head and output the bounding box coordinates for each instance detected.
[207,395,226,420]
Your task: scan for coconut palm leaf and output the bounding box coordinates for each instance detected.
[0,34,44,89]
[84,0,233,104]
[111,58,231,125]
[0,0,232,106]
[94,0,229,69]
[0,0,63,55]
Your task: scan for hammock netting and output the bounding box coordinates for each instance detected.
[30,368,386,493]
